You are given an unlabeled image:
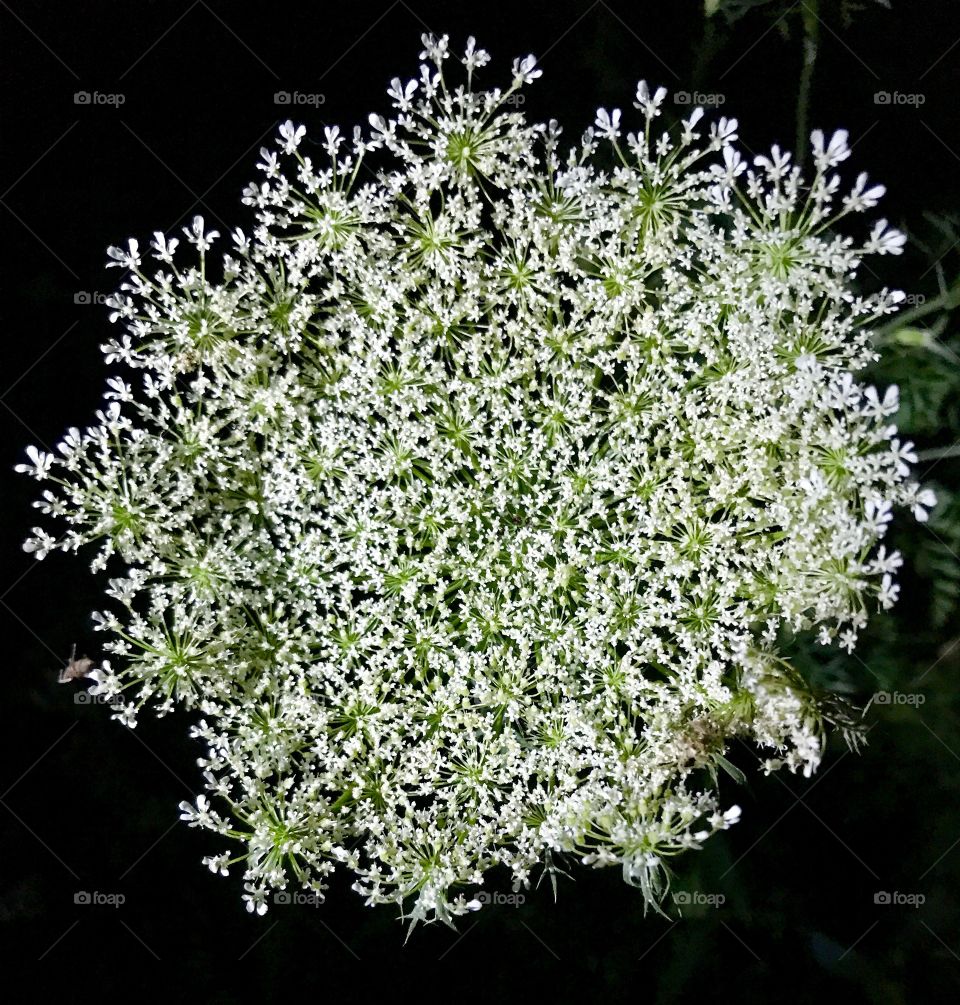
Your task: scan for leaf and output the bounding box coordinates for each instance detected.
[714,753,747,786]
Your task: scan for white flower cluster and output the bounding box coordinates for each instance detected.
[18,35,931,929]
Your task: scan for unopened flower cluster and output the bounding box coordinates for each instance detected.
[18,34,930,928]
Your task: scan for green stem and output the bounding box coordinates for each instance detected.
[917,444,960,462]
[872,287,958,338]
[690,8,724,95]
[796,0,819,168]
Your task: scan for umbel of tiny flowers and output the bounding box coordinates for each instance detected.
[17,33,930,932]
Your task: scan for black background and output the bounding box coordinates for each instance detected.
[2,1,958,999]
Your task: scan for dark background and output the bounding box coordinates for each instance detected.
[2,1,958,999]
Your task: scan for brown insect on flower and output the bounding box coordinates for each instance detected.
[58,643,95,684]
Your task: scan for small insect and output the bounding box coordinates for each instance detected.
[58,643,95,684]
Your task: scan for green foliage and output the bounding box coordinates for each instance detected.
[863,217,960,637]
[914,487,960,629]
[705,0,890,29]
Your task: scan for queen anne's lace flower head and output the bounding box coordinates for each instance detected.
[18,34,925,930]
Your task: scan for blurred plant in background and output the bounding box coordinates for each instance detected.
[699,0,893,161]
